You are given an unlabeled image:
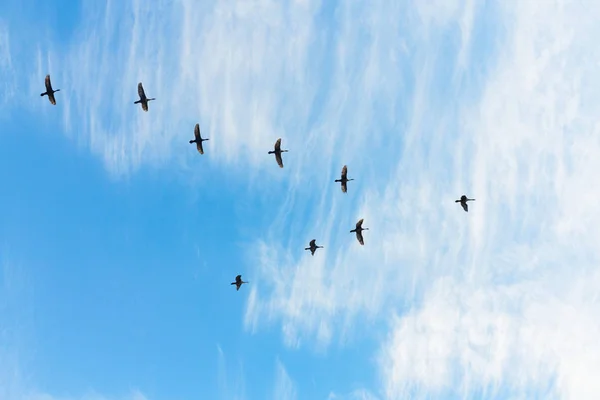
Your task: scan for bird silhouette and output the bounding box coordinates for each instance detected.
[304,239,324,256]
[134,82,155,112]
[268,138,288,168]
[231,274,248,291]
[455,195,475,212]
[40,75,60,105]
[350,218,369,245]
[334,165,354,193]
[189,123,209,154]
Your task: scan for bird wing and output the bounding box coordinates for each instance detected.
[274,138,282,151]
[341,181,347,193]
[48,92,56,105]
[197,141,204,154]
[45,75,53,92]
[138,82,146,99]
[341,165,348,179]
[276,152,284,168]
[236,275,242,283]
[356,218,364,229]
[309,239,316,247]
[194,124,201,141]
[461,202,468,212]
[356,231,364,245]
[141,101,148,112]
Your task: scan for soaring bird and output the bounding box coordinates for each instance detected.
[231,274,248,291]
[40,74,60,105]
[335,165,354,193]
[268,138,288,168]
[305,239,324,256]
[455,195,475,212]
[189,123,209,154]
[350,218,369,245]
[134,82,155,112]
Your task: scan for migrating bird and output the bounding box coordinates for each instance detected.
[40,74,60,105]
[335,165,354,193]
[305,239,324,256]
[231,274,248,291]
[134,82,155,112]
[189,123,209,154]
[268,138,288,168]
[350,218,369,245]
[455,195,475,212]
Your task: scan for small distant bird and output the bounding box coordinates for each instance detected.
[40,74,60,105]
[305,239,324,256]
[350,218,369,245]
[134,82,155,112]
[189,123,209,154]
[268,138,288,168]
[455,195,475,212]
[335,165,354,193]
[231,274,248,291]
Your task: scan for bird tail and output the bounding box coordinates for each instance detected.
[148,98,156,101]
[54,89,60,92]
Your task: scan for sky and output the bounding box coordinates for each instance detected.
[1,0,600,399]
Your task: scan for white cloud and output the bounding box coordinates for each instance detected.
[0,19,15,109]
[271,359,297,400]
[244,0,600,398]
[217,345,247,400]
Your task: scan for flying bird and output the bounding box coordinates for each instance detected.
[305,239,324,256]
[134,82,155,112]
[189,123,209,154]
[335,165,354,193]
[350,218,369,245]
[231,274,248,291]
[455,195,475,212]
[40,74,60,105]
[268,138,288,168]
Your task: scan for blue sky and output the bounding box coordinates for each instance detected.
[2,1,600,399]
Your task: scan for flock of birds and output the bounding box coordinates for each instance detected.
[40,74,476,292]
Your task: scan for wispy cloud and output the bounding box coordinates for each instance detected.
[271,359,297,400]
[0,19,15,110]
[217,345,246,400]
[244,0,600,398]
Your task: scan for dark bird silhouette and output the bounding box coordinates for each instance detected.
[268,138,288,168]
[335,165,354,193]
[231,274,248,291]
[189,123,209,154]
[304,239,324,256]
[350,218,369,245]
[455,195,475,212]
[134,82,155,112]
[40,74,60,105]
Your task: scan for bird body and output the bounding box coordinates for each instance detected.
[350,218,369,245]
[134,82,155,111]
[41,74,60,105]
[304,239,324,255]
[455,195,475,212]
[334,165,354,193]
[231,274,248,291]
[189,123,209,154]
[268,138,288,168]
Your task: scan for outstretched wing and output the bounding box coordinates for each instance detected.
[341,165,348,179]
[138,82,146,99]
[274,138,282,151]
[309,239,316,247]
[356,218,364,229]
[461,202,468,212]
[356,231,364,245]
[45,75,53,92]
[197,141,204,155]
[235,275,242,283]
[276,152,284,168]
[341,181,347,193]
[141,101,148,112]
[194,124,201,141]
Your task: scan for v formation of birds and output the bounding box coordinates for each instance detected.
[41,75,476,291]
